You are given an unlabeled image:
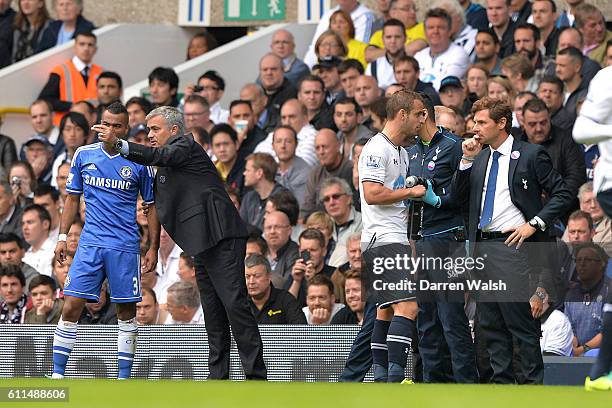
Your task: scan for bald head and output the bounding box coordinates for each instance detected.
[315,128,342,168]
[271,29,296,59]
[354,75,381,109]
[281,99,308,132]
[260,53,284,91]
[558,27,583,51]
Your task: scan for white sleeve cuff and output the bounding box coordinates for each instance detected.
[119,140,129,155]
[459,162,473,171]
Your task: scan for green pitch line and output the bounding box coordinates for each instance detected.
[0,379,609,408]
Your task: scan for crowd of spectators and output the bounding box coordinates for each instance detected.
[0,0,611,369]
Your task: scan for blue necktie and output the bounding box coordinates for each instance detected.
[479,151,501,229]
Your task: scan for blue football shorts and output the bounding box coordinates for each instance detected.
[64,245,142,303]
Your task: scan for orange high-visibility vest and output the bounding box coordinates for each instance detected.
[51,59,103,125]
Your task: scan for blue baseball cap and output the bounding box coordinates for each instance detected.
[439,76,463,92]
[24,135,53,147]
[128,123,148,138]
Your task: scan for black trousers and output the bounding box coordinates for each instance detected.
[474,239,544,384]
[416,233,478,383]
[194,237,267,380]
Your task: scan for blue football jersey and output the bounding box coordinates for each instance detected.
[66,143,154,253]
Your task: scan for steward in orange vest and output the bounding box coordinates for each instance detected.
[38,32,102,126]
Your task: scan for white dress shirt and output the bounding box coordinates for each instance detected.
[156,244,182,289]
[164,306,205,325]
[209,101,229,124]
[479,135,526,231]
[460,135,526,231]
[23,236,55,277]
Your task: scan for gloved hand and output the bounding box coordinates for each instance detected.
[423,180,441,208]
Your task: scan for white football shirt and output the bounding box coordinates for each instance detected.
[359,132,410,244]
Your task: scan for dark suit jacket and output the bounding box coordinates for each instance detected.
[36,15,95,53]
[453,138,573,296]
[0,205,23,240]
[454,137,573,246]
[126,134,248,255]
[0,8,15,69]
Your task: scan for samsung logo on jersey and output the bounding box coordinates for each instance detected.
[84,175,131,190]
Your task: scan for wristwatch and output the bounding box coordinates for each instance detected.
[114,139,123,153]
[528,217,545,231]
[583,344,591,353]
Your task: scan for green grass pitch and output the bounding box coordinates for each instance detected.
[0,379,609,408]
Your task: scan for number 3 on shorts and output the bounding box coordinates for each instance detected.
[132,277,138,295]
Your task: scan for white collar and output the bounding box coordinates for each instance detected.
[71,56,89,73]
[492,134,514,156]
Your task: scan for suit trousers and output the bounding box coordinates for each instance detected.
[474,239,543,384]
[416,233,478,383]
[194,238,267,380]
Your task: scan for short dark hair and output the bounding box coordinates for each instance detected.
[75,31,96,42]
[369,96,389,119]
[522,97,549,116]
[307,274,334,295]
[471,97,513,133]
[383,18,406,33]
[272,125,298,144]
[0,232,24,248]
[34,184,60,202]
[229,99,253,113]
[539,75,564,93]
[22,204,52,231]
[105,101,129,118]
[298,75,325,93]
[247,235,268,255]
[72,100,95,114]
[334,97,362,115]
[198,70,225,91]
[97,71,123,89]
[190,31,218,56]
[179,252,194,269]
[125,97,153,115]
[515,23,540,42]
[338,59,365,75]
[210,123,238,144]
[425,8,452,30]
[0,264,25,287]
[476,29,500,46]
[245,254,272,274]
[268,190,299,226]
[191,126,211,146]
[28,274,56,293]
[299,228,326,249]
[352,138,368,157]
[557,46,584,65]
[420,93,435,123]
[148,67,179,90]
[533,0,556,13]
[59,112,89,141]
